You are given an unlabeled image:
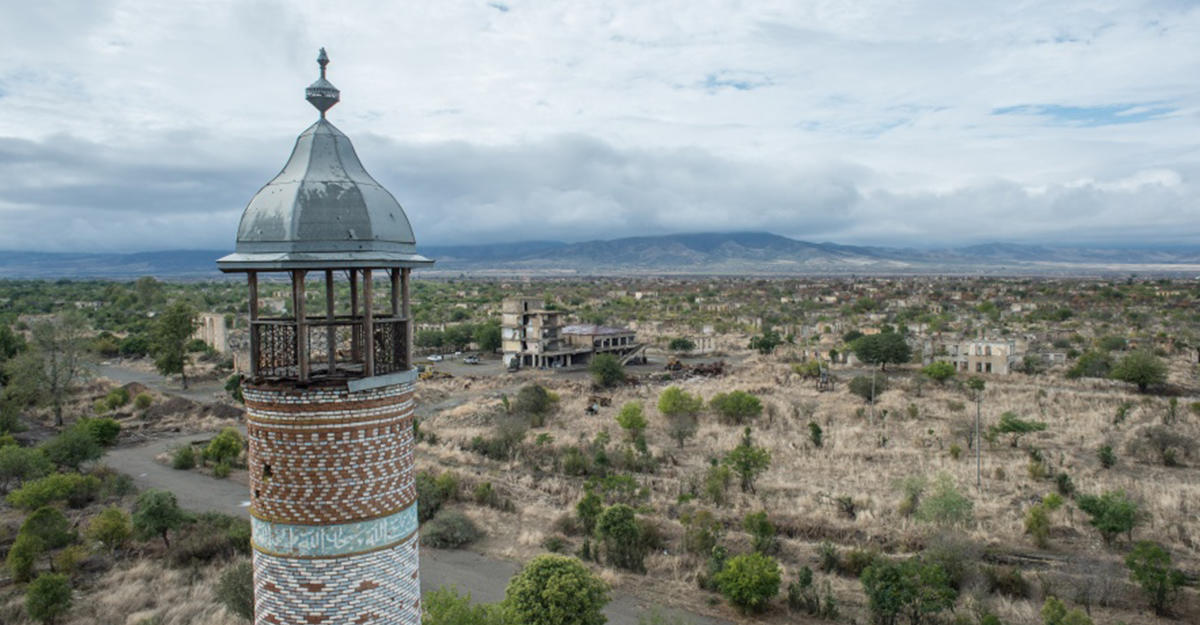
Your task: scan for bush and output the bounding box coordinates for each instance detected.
[52,544,88,577]
[514,384,556,427]
[709,390,762,424]
[862,559,957,625]
[39,427,103,470]
[1110,350,1167,392]
[21,506,76,549]
[668,337,695,352]
[916,473,973,527]
[714,552,781,614]
[25,573,72,624]
[808,421,823,448]
[1077,490,1139,546]
[849,374,888,403]
[989,412,1047,447]
[168,513,251,567]
[216,560,254,621]
[724,427,770,493]
[1097,445,1116,468]
[421,509,484,548]
[87,506,132,552]
[213,462,231,478]
[743,510,778,555]
[1067,350,1112,379]
[133,393,153,410]
[6,531,42,582]
[841,548,879,577]
[7,473,101,510]
[594,504,647,573]
[0,444,53,492]
[424,586,507,625]
[922,361,956,383]
[1125,540,1185,616]
[78,418,121,446]
[680,507,723,555]
[502,554,609,625]
[985,565,1030,598]
[818,541,839,573]
[658,386,703,417]
[589,353,625,388]
[417,471,448,523]
[204,427,243,465]
[171,445,196,470]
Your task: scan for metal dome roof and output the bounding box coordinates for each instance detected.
[218,49,431,272]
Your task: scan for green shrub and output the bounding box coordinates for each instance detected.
[6,531,42,582]
[723,427,770,493]
[840,548,879,577]
[204,427,243,465]
[421,509,484,549]
[1097,445,1116,468]
[743,510,778,555]
[680,508,723,556]
[541,535,568,554]
[171,445,196,470]
[87,506,133,552]
[916,473,973,526]
[52,544,88,577]
[1055,472,1075,497]
[6,473,101,509]
[514,384,557,427]
[861,559,956,625]
[989,412,1047,447]
[213,462,231,478]
[133,489,187,549]
[105,387,131,409]
[808,421,823,448]
[985,565,1030,598]
[922,361,956,383]
[417,471,447,523]
[714,552,781,614]
[702,463,732,505]
[594,504,647,573]
[658,386,703,417]
[39,427,103,470]
[78,418,121,447]
[709,390,762,424]
[424,586,507,625]
[818,541,839,573]
[216,559,254,620]
[615,402,647,440]
[502,554,609,625]
[849,374,888,403]
[21,506,76,549]
[589,353,625,388]
[133,393,153,410]
[25,573,72,624]
[0,444,53,492]
[1077,490,1139,546]
[167,513,251,567]
[575,490,602,535]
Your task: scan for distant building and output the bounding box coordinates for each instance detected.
[948,339,1019,374]
[501,298,643,368]
[193,312,229,355]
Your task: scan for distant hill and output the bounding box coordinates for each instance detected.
[2,233,1200,278]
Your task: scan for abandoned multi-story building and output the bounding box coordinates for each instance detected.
[501,298,644,368]
[948,339,1019,374]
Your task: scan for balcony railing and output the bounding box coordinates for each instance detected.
[251,316,409,381]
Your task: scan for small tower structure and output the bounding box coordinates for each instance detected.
[218,49,431,625]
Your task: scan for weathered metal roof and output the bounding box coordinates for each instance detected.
[561,324,634,336]
[219,49,432,272]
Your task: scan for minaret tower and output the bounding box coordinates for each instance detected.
[218,49,432,625]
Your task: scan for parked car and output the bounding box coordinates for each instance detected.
[463,355,480,365]
[427,354,443,362]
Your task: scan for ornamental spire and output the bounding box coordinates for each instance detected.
[305,47,340,118]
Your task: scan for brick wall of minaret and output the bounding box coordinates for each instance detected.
[244,380,420,625]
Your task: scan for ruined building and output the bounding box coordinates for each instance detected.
[501,297,644,368]
[217,49,431,625]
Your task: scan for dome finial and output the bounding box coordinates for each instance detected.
[306,47,340,119]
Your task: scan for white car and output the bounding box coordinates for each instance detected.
[427,354,444,362]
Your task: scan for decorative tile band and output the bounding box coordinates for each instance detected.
[252,502,418,558]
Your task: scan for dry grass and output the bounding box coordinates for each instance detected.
[417,350,1200,624]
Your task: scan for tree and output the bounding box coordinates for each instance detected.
[988,412,1047,447]
[576,490,603,535]
[514,384,557,427]
[1125,541,1185,615]
[1076,490,1139,546]
[423,586,506,625]
[25,573,72,624]
[7,313,90,426]
[594,504,647,572]
[502,554,609,625]
[852,333,911,370]
[921,362,955,383]
[1066,351,1112,379]
[473,322,502,353]
[589,353,625,388]
[668,337,695,353]
[20,506,76,550]
[1110,350,1167,393]
[666,413,698,449]
[657,386,702,417]
[709,390,762,424]
[748,329,782,355]
[615,403,647,441]
[713,552,781,614]
[87,506,133,553]
[150,302,197,389]
[216,559,255,621]
[132,489,187,548]
[6,531,43,582]
[0,444,53,492]
[861,559,956,625]
[724,427,771,493]
[849,374,888,404]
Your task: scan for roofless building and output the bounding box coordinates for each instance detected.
[218,49,431,625]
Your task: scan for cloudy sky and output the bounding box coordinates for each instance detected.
[1,1,1197,252]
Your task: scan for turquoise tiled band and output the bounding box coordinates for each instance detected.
[252,503,418,557]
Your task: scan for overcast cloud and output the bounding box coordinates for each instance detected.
[0,1,1197,252]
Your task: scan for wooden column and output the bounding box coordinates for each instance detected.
[325,270,336,375]
[349,269,360,363]
[401,268,411,369]
[293,270,309,381]
[248,271,259,378]
[390,268,401,317]
[363,268,374,377]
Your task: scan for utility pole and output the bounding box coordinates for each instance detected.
[967,376,986,489]
[870,369,876,424]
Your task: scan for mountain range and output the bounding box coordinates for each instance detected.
[2,232,1200,279]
